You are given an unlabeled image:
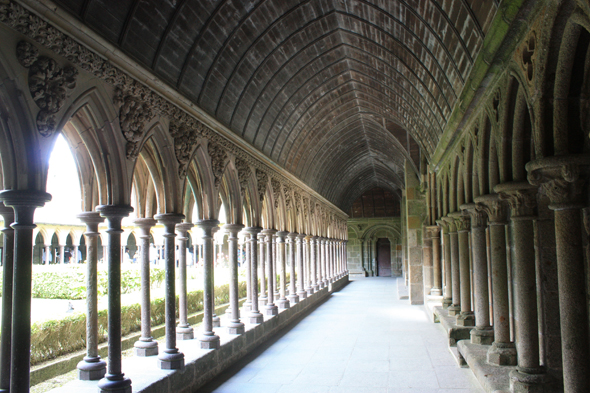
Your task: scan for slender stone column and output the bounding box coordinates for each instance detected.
[475,194,516,366]
[95,204,133,393]
[427,226,442,295]
[442,216,460,316]
[311,236,319,291]
[322,238,329,286]
[527,156,590,392]
[245,227,264,323]
[276,231,290,309]
[304,236,313,295]
[437,220,452,308]
[196,220,221,348]
[132,218,158,356]
[287,232,299,304]
[175,222,194,340]
[44,244,50,264]
[296,234,307,299]
[225,224,245,334]
[76,212,107,379]
[242,233,252,312]
[0,203,14,392]
[318,237,325,287]
[461,204,494,345]
[330,239,335,281]
[154,213,185,369]
[262,229,278,316]
[344,240,349,274]
[211,226,221,328]
[450,212,474,327]
[258,237,267,309]
[273,234,280,301]
[495,182,546,390]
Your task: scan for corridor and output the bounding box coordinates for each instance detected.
[199,278,484,393]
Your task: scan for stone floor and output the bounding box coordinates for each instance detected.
[198,277,484,393]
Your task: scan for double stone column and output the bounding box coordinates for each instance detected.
[296,234,307,300]
[176,222,194,341]
[262,229,279,316]
[225,224,245,334]
[245,227,264,324]
[441,216,460,317]
[287,232,299,304]
[451,212,474,327]
[436,220,453,309]
[276,231,290,309]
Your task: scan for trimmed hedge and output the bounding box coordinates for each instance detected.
[29,281,247,365]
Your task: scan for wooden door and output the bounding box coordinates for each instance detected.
[376,238,391,277]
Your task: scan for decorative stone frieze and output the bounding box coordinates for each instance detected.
[16,41,78,137]
[208,142,227,189]
[271,178,281,209]
[114,90,154,160]
[256,169,268,203]
[234,157,250,197]
[169,122,201,178]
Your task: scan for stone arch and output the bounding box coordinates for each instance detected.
[220,158,243,225]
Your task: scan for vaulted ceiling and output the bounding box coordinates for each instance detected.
[53,0,499,210]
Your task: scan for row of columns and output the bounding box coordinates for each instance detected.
[425,158,590,393]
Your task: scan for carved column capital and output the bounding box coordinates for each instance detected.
[474,193,509,225]
[425,225,441,239]
[449,211,470,232]
[495,181,537,219]
[460,203,487,229]
[441,216,457,233]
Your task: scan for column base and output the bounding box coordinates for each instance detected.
[242,301,252,312]
[212,314,221,328]
[134,339,158,357]
[456,312,475,327]
[265,303,279,316]
[158,349,185,370]
[487,342,517,366]
[312,284,319,292]
[199,333,221,349]
[98,373,132,393]
[430,287,442,296]
[277,298,290,309]
[306,287,314,296]
[176,325,194,340]
[77,356,106,380]
[448,304,461,316]
[258,296,268,309]
[287,293,299,304]
[470,327,494,345]
[227,321,245,335]
[248,311,264,324]
[510,369,546,393]
[322,279,329,287]
[442,298,452,309]
[297,290,307,300]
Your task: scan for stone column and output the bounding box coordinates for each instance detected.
[475,194,516,366]
[427,226,442,295]
[196,220,221,348]
[495,182,546,390]
[330,239,336,281]
[0,203,14,392]
[77,212,107,379]
[344,240,349,274]
[258,237,267,309]
[225,224,245,334]
[450,212,474,327]
[527,156,590,392]
[296,234,307,299]
[287,232,299,304]
[154,214,185,369]
[242,233,252,312]
[422,229,433,295]
[461,204,493,345]
[442,216,460,316]
[322,238,329,286]
[175,222,194,340]
[262,229,278,316]
[276,231,290,309]
[95,204,133,393]
[436,220,452,308]
[311,236,319,291]
[44,244,51,264]
[211,226,221,328]
[304,236,313,295]
[245,227,264,323]
[273,234,280,301]
[132,218,158,356]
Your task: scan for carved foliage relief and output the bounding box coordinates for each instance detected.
[208,142,227,189]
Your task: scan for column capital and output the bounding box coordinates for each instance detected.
[441,216,457,232]
[276,230,289,239]
[154,213,185,226]
[261,228,277,236]
[223,224,244,235]
[132,217,157,230]
[460,203,487,228]
[526,154,590,210]
[0,189,52,209]
[176,222,194,239]
[296,233,306,240]
[0,201,15,227]
[424,225,441,239]
[287,232,298,239]
[78,211,105,236]
[495,181,537,220]
[449,211,470,232]
[474,193,509,225]
[96,204,133,219]
[436,219,449,233]
[195,219,221,238]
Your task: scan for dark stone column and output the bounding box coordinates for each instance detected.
[436,220,452,308]
[427,226,442,296]
[0,203,14,392]
[245,227,264,323]
[77,212,107,379]
[258,236,267,309]
[451,212,474,327]
[44,244,50,265]
[287,232,299,304]
[211,226,221,328]
[296,234,307,299]
[311,236,319,292]
[442,216,460,316]
[276,231,290,309]
[242,233,252,312]
[176,222,194,340]
[475,194,517,366]
[196,220,221,348]
[132,218,158,356]
[528,156,590,393]
[262,229,278,316]
[95,204,133,393]
[225,224,245,334]
[461,204,493,345]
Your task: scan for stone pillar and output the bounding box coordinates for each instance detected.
[442,216,460,316]
[196,220,221,348]
[77,212,107,379]
[422,228,433,295]
[95,204,133,393]
[0,203,14,392]
[287,232,299,304]
[305,236,313,295]
[330,239,336,281]
[242,233,252,312]
[273,234,280,301]
[211,226,221,328]
[495,182,546,391]
[461,204,493,345]
[258,237,267,309]
[296,234,307,299]
[73,245,79,263]
[58,244,65,264]
[451,212,474,327]
[175,222,194,341]
[276,231,290,309]
[132,218,158,356]
[311,236,319,291]
[322,237,329,286]
[475,194,516,366]
[527,156,590,392]
[427,226,442,296]
[225,224,245,334]
[44,244,51,264]
[154,214,185,369]
[262,229,278,316]
[245,227,264,323]
[436,220,452,308]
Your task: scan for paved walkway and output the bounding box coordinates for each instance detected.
[198,277,484,393]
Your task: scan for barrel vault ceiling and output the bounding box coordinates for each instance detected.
[52,0,499,210]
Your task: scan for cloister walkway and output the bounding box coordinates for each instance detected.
[198,278,485,393]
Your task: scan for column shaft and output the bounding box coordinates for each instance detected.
[225,224,245,334]
[176,222,194,341]
[0,204,14,392]
[197,220,221,348]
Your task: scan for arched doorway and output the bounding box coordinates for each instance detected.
[376,238,391,277]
